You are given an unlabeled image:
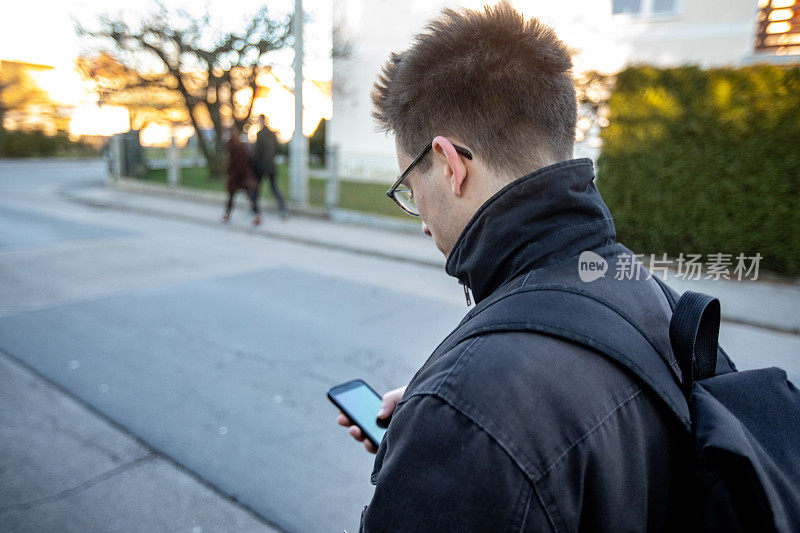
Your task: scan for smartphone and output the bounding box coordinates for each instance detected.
[328,379,388,448]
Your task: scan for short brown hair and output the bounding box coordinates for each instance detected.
[372,2,576,177]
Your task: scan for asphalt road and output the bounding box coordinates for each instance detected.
[1,159,798,532]
[0,159,467,532]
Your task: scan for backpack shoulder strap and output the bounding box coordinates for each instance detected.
[669,291,721,396]
[652,275,737,375]
[436,285,692,431]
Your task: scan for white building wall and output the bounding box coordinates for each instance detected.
[331,0,762,173]
[331,0,450,161]
[613,0,759,68]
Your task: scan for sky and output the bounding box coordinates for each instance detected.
[0,0,333,140]
[0,0,332,78]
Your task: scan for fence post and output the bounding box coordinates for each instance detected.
[168,134,180,188]
[109,134,122,182]
[193,136,204,167]
[326,145,340,211]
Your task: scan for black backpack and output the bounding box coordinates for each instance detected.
[436,277,800,531]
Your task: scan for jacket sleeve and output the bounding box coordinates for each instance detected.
[360,393,549,532]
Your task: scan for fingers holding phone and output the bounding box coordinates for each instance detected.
[335,412,378,453]
[330,382,406,455]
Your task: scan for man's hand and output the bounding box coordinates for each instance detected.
[337,386,406,454]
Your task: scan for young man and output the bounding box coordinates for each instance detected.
[252,114,288,218]
[337,3,732,531]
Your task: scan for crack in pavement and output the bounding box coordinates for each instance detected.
[47,421,128,463]
[0,347,285,531]
[0,453,156,513]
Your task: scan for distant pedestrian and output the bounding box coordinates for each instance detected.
[252,114,288,219]
[223,126,261,226]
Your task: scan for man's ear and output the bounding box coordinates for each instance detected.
[431,136,468,197]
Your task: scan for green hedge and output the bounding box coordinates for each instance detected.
[0,129,98,158]
[597,65,800,277]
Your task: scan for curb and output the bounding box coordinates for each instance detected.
[65,185,444,271]
[111,178,423,236]
[66,182,800,337]
[112,177,330,220]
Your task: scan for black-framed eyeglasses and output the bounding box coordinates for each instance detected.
[386,142,473,216]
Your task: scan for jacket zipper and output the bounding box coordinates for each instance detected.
[461,281,472,306]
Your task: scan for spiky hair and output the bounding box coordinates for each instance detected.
[372,2,576,177]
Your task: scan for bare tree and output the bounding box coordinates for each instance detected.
[76,52,187,131]
[78,4,292,178]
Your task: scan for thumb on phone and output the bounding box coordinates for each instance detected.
[377,386,406,418]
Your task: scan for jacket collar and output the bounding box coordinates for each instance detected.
[445,158,616,304]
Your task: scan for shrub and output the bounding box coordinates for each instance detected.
[0,129,98,158]
[597,65,800,277]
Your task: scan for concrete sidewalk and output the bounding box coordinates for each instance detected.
[67,179,800,336]
[0,350,281,533]
[69,179,444,270]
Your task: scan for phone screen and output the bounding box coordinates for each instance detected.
[329,380,387,447]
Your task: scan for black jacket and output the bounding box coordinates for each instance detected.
[361,159,696,532]
[254,127,278,176]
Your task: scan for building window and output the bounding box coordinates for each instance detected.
[613,0,642,15]
[652,0,679,14]
[755,0,800,56]
[612,0,680,18]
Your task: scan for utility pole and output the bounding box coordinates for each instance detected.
[289,0,308,206]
